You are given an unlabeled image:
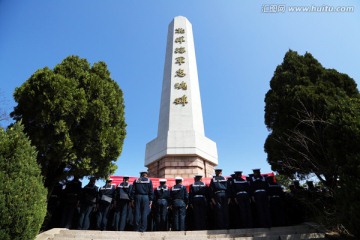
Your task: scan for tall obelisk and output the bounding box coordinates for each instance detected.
[145,16,218,178]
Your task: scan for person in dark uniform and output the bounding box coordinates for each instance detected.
[231,171,253,228]
[170,176,188,231]
[209,169,229,229]
[154,178,170,231]
[114,176,133,231]
[189,174,208,230]
[266,176,285,227]
[60,176,82,229]
[250,169,271,228]
[97,179,115,230]
[227,173,238,229]
[131,171,154,232]
[78,177,98,230]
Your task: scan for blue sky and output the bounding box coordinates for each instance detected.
[0,1,359,178]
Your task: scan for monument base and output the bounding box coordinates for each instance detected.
[146,156,216,178]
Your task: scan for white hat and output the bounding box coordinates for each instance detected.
[159,178,167,182]
[175,176,183,181]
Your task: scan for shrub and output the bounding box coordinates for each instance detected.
[0,122,47,240]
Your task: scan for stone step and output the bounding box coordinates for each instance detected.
[51,236,326,240]
[54,225,318,237]
[51,233,325,240]
[50,237,281,240]
[39,223,328,240]
[51,238,262,240]
[52,231,321,239]
[279,233,326,240]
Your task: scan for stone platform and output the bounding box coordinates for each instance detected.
[147,156,216,178]
[36,223,328,240]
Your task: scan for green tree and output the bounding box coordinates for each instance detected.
[264,50,360,236]
[274,174,293,190]
[264,50,359,189]
[331,98,360,237]
[0,122,47,240]
[11,56,126,196]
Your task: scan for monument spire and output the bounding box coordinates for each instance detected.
[145,16,218,178]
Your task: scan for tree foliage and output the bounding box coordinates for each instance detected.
[264,50,360,236]
[0,122,47,240]
[11,56,126,195]
[264,50,360,189]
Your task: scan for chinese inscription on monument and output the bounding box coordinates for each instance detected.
[173,28,188,106]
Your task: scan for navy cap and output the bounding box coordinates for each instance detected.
[252,168,261,173]
[140,171,148,175]
[194,174,203,178]
[234,171,243,175]
[215,169,222,172]
[175,176,183,181]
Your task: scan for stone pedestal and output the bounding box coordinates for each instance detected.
[147,156,215,178]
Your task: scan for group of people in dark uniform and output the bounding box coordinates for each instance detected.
[47,168,311,232]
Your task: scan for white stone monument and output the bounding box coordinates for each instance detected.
[145,16,218,178]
